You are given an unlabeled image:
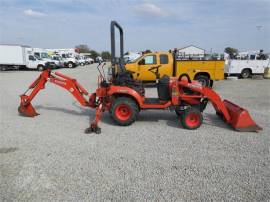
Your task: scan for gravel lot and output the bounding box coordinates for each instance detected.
[1,64,269,201]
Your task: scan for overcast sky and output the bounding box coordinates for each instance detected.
[0,0,269,53]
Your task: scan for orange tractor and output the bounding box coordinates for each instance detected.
[18,21,262,134]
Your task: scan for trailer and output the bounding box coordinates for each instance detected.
[0,44,49,71]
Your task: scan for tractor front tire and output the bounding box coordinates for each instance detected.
[180,107,203,130]
[110,97,139,126]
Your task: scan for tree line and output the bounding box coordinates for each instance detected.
[75,44,111,60]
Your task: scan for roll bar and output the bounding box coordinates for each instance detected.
[110,21,125,72]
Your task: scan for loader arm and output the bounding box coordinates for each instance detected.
[178,81,262,132]
[19,69,92,117]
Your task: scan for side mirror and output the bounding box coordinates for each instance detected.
[138,59,145,65]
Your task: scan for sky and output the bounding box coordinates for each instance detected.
[0,0,269,53]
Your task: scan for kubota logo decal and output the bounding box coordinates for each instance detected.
[188,83,202,89]
[118,90,128,93]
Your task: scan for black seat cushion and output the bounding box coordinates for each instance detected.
[157,75,171,100]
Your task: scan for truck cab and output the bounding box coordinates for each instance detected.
[27,54,49,71]
[61,53,79,68]
[50,55,65,68]
[125,52,173,81]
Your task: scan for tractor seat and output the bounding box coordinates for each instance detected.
[157,75,171,101]
[114,71,145,96]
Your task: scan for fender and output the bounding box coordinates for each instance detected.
[108,85,144,107]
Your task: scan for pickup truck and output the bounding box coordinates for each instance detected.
[225,52,270,78]
[125,51,225,86]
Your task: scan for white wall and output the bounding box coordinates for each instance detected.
[178,46,205,56]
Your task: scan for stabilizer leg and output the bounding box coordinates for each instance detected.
[85,103,103,134]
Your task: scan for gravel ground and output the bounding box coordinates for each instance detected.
[0,64,269,201]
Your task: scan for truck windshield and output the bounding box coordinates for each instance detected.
[125,55,143,64]
[41,52,49,59]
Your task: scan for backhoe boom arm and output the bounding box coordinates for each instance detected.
[19,69,93,117]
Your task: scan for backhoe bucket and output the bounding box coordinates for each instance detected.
[223,100,262,132]
[18,96,39,117]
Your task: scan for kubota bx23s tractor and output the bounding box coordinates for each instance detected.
[18,21,262,134]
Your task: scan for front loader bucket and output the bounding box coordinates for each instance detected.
[18,95,39,117]
[223,100,262,132]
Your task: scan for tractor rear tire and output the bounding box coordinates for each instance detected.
[110,97,139,126]
[180,107,203,130]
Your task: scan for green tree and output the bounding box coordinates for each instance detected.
[101,51,111,60]
[224,47,238,59]
[89,50,100,59]
[75,44,91,53]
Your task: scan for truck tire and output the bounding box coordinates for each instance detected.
[110,97,139,126]
[195,75,210,87]
[1,66,7,71]
[241,69,251,79]
[180,107,203,130]
[37,65,44,71]
[68,62,74,68]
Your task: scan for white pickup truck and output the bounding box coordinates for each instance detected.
[46,49,79,68]
[29,48,58,69]
[225,52,270,78]
[0,44,49,71]
[61,53,79,68]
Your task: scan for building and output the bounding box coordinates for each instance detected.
[177,45,205,59]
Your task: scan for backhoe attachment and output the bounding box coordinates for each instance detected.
[18,69,92,117]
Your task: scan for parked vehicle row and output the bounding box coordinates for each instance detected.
[1,44,269,80]
[0,45,50,71]
[0,45,95,71]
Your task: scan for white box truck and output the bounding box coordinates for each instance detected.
[0,44,49,71]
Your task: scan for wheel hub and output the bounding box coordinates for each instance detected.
[115,104,131,121]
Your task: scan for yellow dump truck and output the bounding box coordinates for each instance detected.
[125,51,225,86]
